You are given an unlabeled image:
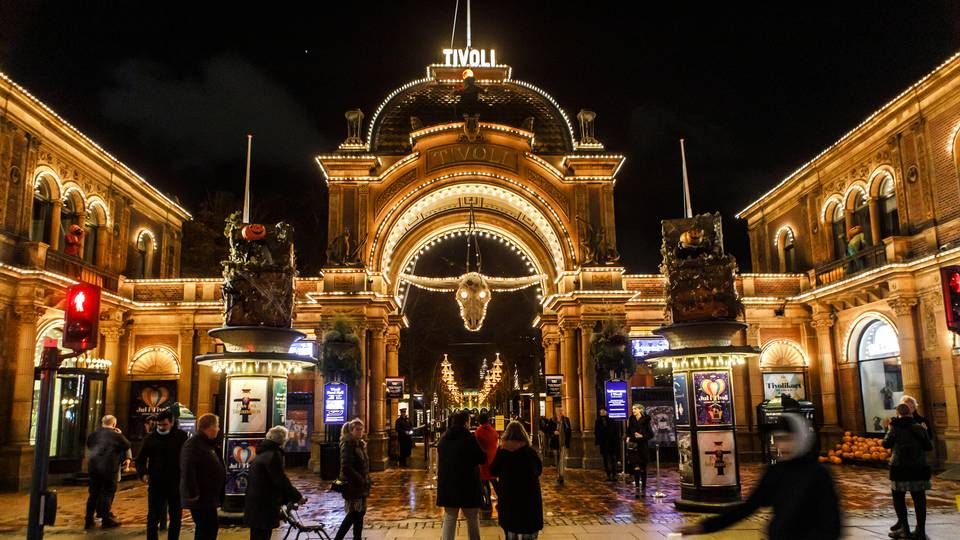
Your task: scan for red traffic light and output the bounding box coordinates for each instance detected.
[63,283,101,351]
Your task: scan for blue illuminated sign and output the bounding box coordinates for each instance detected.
[631,337,669,358]
[604,380,629,420]
[324,382,348,424]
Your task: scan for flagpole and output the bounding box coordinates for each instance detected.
[242,134,253,223]
[466,0,472,48]
[680,138,693,218]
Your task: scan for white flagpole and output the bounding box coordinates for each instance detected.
[680,138,693,218]
[242,134,253,223]
[466,0,472,48]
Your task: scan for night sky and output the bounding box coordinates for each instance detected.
[3,2,959,388]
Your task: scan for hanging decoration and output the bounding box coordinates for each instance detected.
[399,206,542,331]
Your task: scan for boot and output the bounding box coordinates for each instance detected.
[890,527,912,539]
[101,517,121,529]
[634,484,640,499]
[84,517,95,530]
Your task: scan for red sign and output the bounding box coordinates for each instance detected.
[63,283,101,351]
[942,266,960,334]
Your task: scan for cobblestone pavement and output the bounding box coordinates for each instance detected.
[0,462,957,538]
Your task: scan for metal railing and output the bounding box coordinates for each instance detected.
[45,250,120,291]
[811,243,887,287]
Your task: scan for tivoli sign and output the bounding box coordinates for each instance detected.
[442,48,498,68]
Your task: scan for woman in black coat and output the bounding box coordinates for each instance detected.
[334,419,371,540]
[437,411,485,540]
[244,426,304,540]
[489,421,544,538]
[626,404,653,498]
[884,403,933,539]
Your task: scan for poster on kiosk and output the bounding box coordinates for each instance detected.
[604,380,628,420]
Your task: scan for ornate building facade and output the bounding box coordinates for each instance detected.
[1,48,959,490]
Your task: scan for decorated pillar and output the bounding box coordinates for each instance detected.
[811,309,840,429]
[368,326,388,470]
[48,200,62,251]
[560,325,582,467]
[887,296,923,402]
[386,332,400,422]
[102,325,124,416]
[579,323,600,468]
[868,198,882,245]
[0,304,44,490]
[542,335,559,416]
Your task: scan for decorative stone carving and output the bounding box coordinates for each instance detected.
[887,296,918,317]
[326,227,366,267]
[577,216,619,266]
[344,109,364,146]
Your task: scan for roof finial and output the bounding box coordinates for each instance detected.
[242,134,253,223]
[680,138,693,218]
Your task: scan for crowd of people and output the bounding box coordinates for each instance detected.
[76,393,937,540]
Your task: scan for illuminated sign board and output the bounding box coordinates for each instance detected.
[324,382,347,424]
[386,377,404,399]
[604,380,629,420]
[545,375,563,398]
[289,339,316,359]
[631,337,669,358]
[442,48,498,68]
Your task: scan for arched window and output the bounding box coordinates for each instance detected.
[850,191,871,245]
[83,202,107,266]
[60,195,80,253]
[30,180,53,243]
[775,227,797,272]
[855,318,902,433]
[136,230,156,278]
[877,174,899,238]
[831,204,846,260]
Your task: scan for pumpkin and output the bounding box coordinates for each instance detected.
[830,456,842,464]
[842,436,852,443]
[242,223,266,241]
[841,444,851,452]
[827,450,836,457]
[844,431,852,437]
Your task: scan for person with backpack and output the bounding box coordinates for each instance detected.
[884,403,933,539]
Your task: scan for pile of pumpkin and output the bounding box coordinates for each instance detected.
[818,432,891,465]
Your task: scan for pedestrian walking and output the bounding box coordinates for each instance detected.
[475,412,499,512]
[84,415,131,530]
[395,408,413,467]
[143,413,168,531]
[437,410,485,540]
[552,408,572,484]
[334,418,370,540]
[180,413,225,540]
[884,403,933,539]
[678,413,841,539]
[900,395,935,444]
[244,426,305,540]
[136,409,188,540]
[489,421,543,540]
[594,407,621,481]
[538,415,556,462]
[626,404,652,498]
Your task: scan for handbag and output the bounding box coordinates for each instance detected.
[330,479,346,493]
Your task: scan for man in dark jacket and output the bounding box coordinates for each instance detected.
[395,408,413,467]
[180,413,226,540]
[437,410,485,540]
[594,407,621,481]
[553,408,572,484]
[244,426,304,540]
[136,409,188,540]
[85,415,131,530]
[679,413,841,539]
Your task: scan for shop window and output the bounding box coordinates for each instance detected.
[30,180,53,243]
[878,175,899,238]
[856,319,902,434]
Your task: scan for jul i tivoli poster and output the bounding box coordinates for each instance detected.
[226,438,259,494]
[693,371,732,426]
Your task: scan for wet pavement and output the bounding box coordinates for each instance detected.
[0,460,957,538]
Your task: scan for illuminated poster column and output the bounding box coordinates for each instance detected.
[197,327,315,513]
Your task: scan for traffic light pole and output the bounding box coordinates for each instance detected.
[27,343,80,540]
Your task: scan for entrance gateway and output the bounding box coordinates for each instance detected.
[313,48,632,471]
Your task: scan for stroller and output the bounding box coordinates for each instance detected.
[281,503,332,540]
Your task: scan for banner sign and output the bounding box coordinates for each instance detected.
[545,375,563,398]
[762,372,806,400]
[631,337,669,358]
[693,371,733,426]
[698,430,737,486]
[272,378,287,426]
[604,380,629,419]
[324,382,348,424]
[129,381,177,439]
[227,377,268,434]
[673,373,690,425]
[386,377,405,399]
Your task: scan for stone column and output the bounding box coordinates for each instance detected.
[178,329,194,412]
[811,310,840,430]
[356,324,367,421]
[102,326,125,417]
[386,333,400,423]
[579,324,601,468]
[560,326,582,467]
[48,200,62,251]
[310,325,327,473]
[368,327,388,470]
[887,296,923,403]
[868,198,882,244]
[0,304,44,490]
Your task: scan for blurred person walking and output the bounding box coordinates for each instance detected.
[475,412,499,512]
[395,408,413,467]
[678,413,841,539]
[594,407,621,481]
[552,408,572,484]
[180,413,225,540]
[884,403,933,539]
[334,419,371,540]
[437,410,486,540]
[490,421,543,540]
[136,409,188,540]
[84,415,130,530]
[244,426,305,540]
